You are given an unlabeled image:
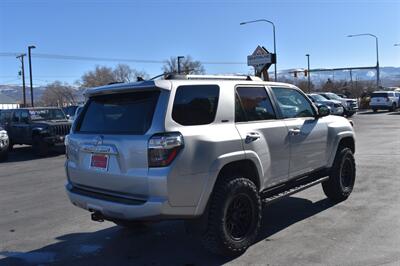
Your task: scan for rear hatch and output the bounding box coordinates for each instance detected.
[370,93,389,105]
[66,90,162,200]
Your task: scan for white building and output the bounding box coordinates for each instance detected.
[0,92,20,109]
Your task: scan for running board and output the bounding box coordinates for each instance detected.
[262,176,329,205]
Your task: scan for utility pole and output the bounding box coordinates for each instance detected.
[349,69,353,91]
[28,45,36,107]
[16,54,27,107]
[306,54,311,92]
[177,56,184,74]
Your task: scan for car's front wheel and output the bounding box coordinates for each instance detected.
[322,147,356,202]
[201,177,261,256]
[32,136,49,157]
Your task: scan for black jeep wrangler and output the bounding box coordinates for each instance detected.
[2,108,71,156]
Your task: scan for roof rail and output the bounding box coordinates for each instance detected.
[165,74,263,81]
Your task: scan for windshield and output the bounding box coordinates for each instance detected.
[310,94,327,102]
[29,109,66,121]
[325,93,342,100]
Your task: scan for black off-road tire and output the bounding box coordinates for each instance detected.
[201,177,261,257]
[322,147,356,202]
[0,150,8,162]
[32,136,49,157]
[390,103,397,112]
[372,109,378,113]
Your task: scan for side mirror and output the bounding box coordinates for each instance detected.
[317,104,330,118]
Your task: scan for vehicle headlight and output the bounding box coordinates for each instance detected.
[0,130,8,139]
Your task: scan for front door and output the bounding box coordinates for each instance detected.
[234,86,290,188]
[271,87,328,178]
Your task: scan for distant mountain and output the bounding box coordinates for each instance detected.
[1,67,399,102]
[0,85,47,104]
[277,66,400,87]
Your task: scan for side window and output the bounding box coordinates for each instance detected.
[235,87,276,122]
[172,85,219,126]
[272,87,315,118]
[20,111,30,123]
[12,110,20,123]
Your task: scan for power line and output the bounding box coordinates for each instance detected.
[0,51,246,65]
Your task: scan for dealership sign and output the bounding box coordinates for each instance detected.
[247,45,275,72]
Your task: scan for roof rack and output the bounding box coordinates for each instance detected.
[164,74,263,81]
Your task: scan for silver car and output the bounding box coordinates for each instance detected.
[65,75,356,256]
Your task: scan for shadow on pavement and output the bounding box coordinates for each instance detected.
[0,197,335,266]
[358,110,392,115]
[2,145,65,163]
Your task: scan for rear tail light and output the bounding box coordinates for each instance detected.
[148,132,184,167]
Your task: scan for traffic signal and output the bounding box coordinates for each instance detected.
[18,70,22,76]
[304,70,308,77]
[294,71,297,78]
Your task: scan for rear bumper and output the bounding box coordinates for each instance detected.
[369,104,392,110]
[65,182,197,221]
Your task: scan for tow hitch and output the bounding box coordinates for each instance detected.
[91,211,105,222]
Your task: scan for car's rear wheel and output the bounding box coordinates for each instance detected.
[200,177,261,256]
[372,109,378,113]
[0,150,8,162]
[322,147,356,202]
[390,103,397,112]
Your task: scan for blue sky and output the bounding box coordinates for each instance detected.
[0,0,399,86]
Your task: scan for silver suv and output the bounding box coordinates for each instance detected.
[65,75,356,256]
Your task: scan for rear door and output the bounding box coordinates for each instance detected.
[67,90,162,199]
[234,86,290,187]
[271,87,328,178]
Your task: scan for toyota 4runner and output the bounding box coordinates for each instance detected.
[65,75,356,256]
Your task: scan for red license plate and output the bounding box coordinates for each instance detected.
[90,154,109,170]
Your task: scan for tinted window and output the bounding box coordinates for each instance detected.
[29,109,66,121]
[172,85,219,126]
[77,91,160,134]
[272,87,315,118]
[12,110,20,122]
[235,87,275,122]
[371,93,388,98]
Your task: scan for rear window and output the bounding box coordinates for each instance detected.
[77,91,160,134]
[172,85,219,126]
[371,93,389,98]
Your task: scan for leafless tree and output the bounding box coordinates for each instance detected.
[80,66,116,88]
[113,64,149,82]
[41,81,78,106]
[162,56,205,75]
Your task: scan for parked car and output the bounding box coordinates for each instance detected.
[369,91,400,112]
[0,126,9,161]
[65,75,356,256]
[3,107,72,156]
[317,92,358,117]
[307,93,345,116]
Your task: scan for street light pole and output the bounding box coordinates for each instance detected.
[347,33,380,88]
[177,56,184,74]
[306,54,311,92]
[28,45,36,107]
[240,19,277,81]
[16,54,27,107]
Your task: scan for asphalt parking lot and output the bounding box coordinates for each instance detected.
[0,111,399,266]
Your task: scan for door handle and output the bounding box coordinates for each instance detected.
[245,132,260,143]
[288,128,301,136]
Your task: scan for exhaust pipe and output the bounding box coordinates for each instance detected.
[91,211,105,222]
